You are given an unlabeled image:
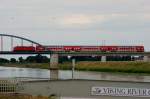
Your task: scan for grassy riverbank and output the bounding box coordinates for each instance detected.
[0,94,54,99]
[1,61,150,74]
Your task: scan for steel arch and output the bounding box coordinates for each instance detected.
[0,34,42,46]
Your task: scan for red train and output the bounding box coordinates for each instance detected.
[13,46,36,52]
[13,45,145,52]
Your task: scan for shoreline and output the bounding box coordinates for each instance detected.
[1,61,150,75]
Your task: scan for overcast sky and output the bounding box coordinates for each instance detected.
[0,0,150,51]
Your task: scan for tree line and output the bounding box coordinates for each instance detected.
[0,54,49,63]
[0,55,135,64]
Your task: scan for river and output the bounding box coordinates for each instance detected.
[0,66,150,82]
[0,66,101,80]
[1,66,150,99]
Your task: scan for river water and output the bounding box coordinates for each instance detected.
[1,66,150,99]
[0,66,101,80]
[0,66,150,82]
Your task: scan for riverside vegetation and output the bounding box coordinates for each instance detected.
[0,55,150,74]
[1,61,150,74]
[0,94,55,99]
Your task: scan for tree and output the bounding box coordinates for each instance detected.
[35,54,49,63]
[18,57,24,63]
[10,58,17,63]
[25,55,49,63]
[0,58,9,63]
[26,56,36,63]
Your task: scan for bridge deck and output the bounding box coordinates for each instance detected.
[0,51,150,56]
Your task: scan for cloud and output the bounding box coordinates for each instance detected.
[56,14,106,28]
[59,15,92,25]
[144,14,150,19]
[0,0,150,50]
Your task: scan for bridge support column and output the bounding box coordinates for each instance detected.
[143,56,150,62]
[50,54,59,80]
[101,56,106,62]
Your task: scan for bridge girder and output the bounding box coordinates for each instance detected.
[0,34,42,46]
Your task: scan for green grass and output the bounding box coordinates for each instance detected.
[0,94,53,99]
[59,61,150,74]
[2,61,150,74]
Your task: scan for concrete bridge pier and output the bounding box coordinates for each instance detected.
[143,56,150,62]
[50,54,59,79]
[101,56,106,62]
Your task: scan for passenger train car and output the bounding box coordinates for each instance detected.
[13,45,145,52]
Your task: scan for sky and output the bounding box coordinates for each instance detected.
[0,0,150,51]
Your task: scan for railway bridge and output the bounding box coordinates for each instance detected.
[0,34,150,79]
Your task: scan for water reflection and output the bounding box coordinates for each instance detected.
[0,66,100,80]
[0,66,50,78]
[0,66,150,82]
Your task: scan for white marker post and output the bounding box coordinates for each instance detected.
[72,59,75,79]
